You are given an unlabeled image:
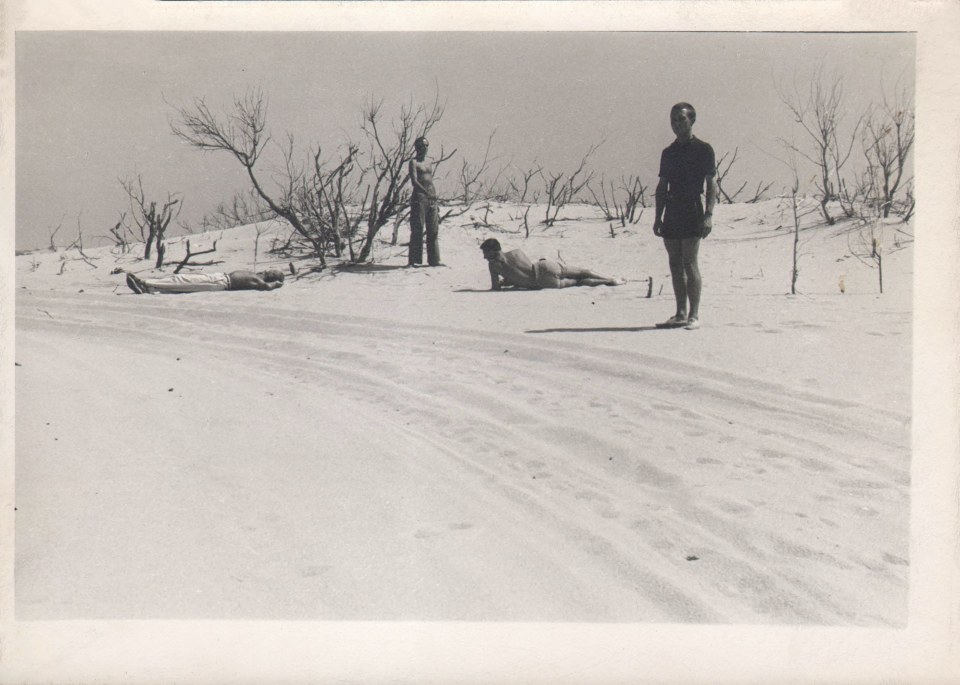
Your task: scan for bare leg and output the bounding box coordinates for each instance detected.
[663,238,688,319]
[560,266,624,286]
[680,237,702,320]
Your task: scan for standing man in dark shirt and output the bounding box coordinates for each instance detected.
[652,102,718,330]
[408,136,442,267]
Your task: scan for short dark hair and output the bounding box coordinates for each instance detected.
[261,269,285,283]
[671,102,697,123]
[414,136,429,149]
[480,238,502,253]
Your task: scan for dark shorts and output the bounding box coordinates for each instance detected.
[662,197,704,239]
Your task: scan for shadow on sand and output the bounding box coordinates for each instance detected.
[331,263,411,274]
[526,326,666,334]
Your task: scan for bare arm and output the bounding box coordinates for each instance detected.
[251,277,283,291]
[488,262,502,291]
[653,178,668,236]
[702,174,718,237]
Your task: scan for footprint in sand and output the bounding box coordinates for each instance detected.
[838,479,889,490]
[652,403,680,413]
[599,507,620,520]
[574,489,610,503]
[716,500,752,516]
[415,523,474,539]
[882,552,909,566]
[793,455,835,472]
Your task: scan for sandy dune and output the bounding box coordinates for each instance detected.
[14,201,911,625]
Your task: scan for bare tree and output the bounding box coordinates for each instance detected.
[715,148,748,204]
[777,67,862,225]
[204,188,275,232]
[586,175,620,222]
[456,129,501,205]
[120,175,182,267]
[47,215,65,252]
[788,175,801,295]
[900,181,915,223]
[714,148,775,205]
[619,175,648,224]
[170,88,327,268]
[539,142,602,227]
[300,142,363,259]
[56,216,99,272]
[103,212,135,253]
[848,218,890,294]
[862,84,914,219]
[506,163,542,204]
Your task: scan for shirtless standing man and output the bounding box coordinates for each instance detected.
[652,102,718,330]
[480,239,625,290]
[408,136,442,267]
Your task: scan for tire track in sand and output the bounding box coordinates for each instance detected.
[17,292,910,624]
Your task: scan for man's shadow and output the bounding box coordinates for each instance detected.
[526,326,664,333]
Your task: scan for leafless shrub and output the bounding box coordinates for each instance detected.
[47,215,65,252]
[506,163,541,204]
[204,188,275,232]
[862,83,914,219]
[715,148,774,204]
[539,142,601,227]
[587,174,648,227]
[120,175,182,267]
[456,130,501,205]
[104,212,135,253]
[777,67,862,225]
[619,175,648,224]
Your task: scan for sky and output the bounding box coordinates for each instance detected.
[15,31,914,251]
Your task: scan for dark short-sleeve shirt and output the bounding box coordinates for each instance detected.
[659,137,716,238]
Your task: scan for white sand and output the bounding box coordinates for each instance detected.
[14,200,911,625]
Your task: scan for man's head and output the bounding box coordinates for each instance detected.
[261,269,285,284]
[480,238,502,260]
[670,102,696,140]
[414,136,429,152]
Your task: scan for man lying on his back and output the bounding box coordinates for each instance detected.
[480,238,625,290]
[124,269,285,295]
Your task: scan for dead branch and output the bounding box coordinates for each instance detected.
[171,239,219,274]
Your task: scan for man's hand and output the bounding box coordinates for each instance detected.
[701,214,713,238]
[653,219,664,237]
